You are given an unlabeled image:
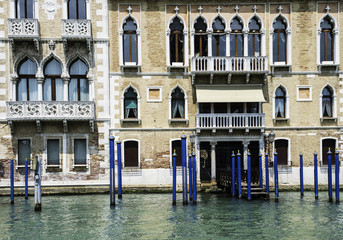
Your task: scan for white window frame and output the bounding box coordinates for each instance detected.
[297,85,312,102]
[147,86,162,102]
[71,135,90,170]
[121,83,141,123]
[169,84,188,124]
[122,139,140,168]
[320,137,338,165]
[273,138,291,167]
[62,0,91,20]
[44,136,63,169]
[170,138,183,168]
[190,14,209,58]
[272,84,290,122]
[16,138,32,169]
[320,84,337,121]
[10,0,39,19]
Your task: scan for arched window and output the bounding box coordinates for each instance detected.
[16,0,33,19]
[124,140,139,167]
[275,87,286,118]
[194,17,208,57]
[68,0,86,19]
[123,17,137,64]
[43,59,63,101]
[273,17,287,63]
[171,87,185,119]
[69,59,88,101]
[124,87,138,119]
[322,86,333,117]
[17,58,37,101]
[320,16,334,62]
[170,17,184,63]
[230,17,243,57]
[212,17,226,56]
[248,17,261,56]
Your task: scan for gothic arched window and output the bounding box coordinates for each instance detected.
[170,17,184,63]
[43,59,63,101]
[320,16,334,62]
[69,59,88,101]
[248,17,261,56]
[194,17,208,57]
[273,17,287,63]
[17,58,37,101]
[230,17,243,57]
[123,17,137,64]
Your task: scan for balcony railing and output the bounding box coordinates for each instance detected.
[8,19,40,38]
[6,101,95,121]
[62,19,92,39]
[191,56,268,73]
[196,113,265,130]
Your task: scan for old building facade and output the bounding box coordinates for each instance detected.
[0,0,343,190]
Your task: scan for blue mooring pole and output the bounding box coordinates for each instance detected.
[172,151,177,205]
[33,155,42,211]
[117,141,122,199]
[265,153,269,194]
[274,151,279,202]
[192,153,197,204]
[247,151,251,200]
[259,153,263,189]
[300,153,304,197]
[314,152,318,199]
[181,135,188,205]
[10,159,14,204]
[188,154,193,201]
[25,159,28,199]
[328,149,333,202]
[335,150,340,203]
[237,151,242,198]
[109,136,115,206]
[231,152,235,197]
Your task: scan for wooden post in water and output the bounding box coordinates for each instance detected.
[274,150,279,202]
[33,155,41,211]
[109,136,115,206]
[172,151,177,205]
[300,153,304,197]
[231,152,235,197]
[25,159,28,199]
[335,150,340,203]
[192,153,197,204]
[188,154,193,201]
[117,141,122,199]
[247,150,251,200]
[259,153,263,189]
[328,148,333,202]
[237,151,242,198]
[181,135,188,205]
[10,159,14,204]
[265,153,269,194]
[314,152,318,199]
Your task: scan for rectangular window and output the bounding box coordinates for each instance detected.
[47,139,60,165]
[230,103,243,113]
[124,141,139,167]
[247,103,259,113]
[172,140,182,167]
[322,139,336,165]
[18,139,31,166]
[214,103,227,113]
[297,86,312,101]
[147,87,162,102]
[16,0,34,19]
[199,103,211,114]
[275,139,288,166]
[74,139,87,165]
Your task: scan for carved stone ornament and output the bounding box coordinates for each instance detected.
[42,0,61,20]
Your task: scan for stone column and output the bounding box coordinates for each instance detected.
[36,69,44,101]
[10,73,18,101]
[243,140,249,170]
[62,71,70,101]
[210,141,217,186]
[286,28,292,65]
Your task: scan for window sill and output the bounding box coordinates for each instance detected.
[168,119,188,124]
[271,64,291,74]
[16,165,31,169]
[320,117,337,123]
[120,63,141,67]
[121,118,141,124]
[46,164,62,169]
[273,118,289,123]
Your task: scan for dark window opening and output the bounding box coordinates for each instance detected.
[172,140,182,167]
[68,0,86,19]
[170,17,184,63]
[74,139,87,165]
[322,139,336,165]
[275,87,286,118]
[123,17,138,64]
[320,16,334,62]
[273,17,287,63]
[171,88,185,119]
[124,141,139,167]
[18,139,31,166]
[69,59,89,101]
[124,87,138,119]
[275,139,288,166]
[16,0,33,19]
[47,139,60,165]
[322,86,333,117]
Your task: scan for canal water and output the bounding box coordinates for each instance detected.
[1,192,343,239]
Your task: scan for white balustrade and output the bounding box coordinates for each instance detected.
[196,113,265,129]
[8,19,39,38]
[6,101,95,120]
[62,19,92,38]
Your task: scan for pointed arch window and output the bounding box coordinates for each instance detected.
[248,18,261,56]
[273,17,287,63]
[170,17,184,63]
[43,59,63,101]
[230,17,243,57]
[194,17,208,57]
[322,86,333,117]
[69,59,89,101]
[212,17,226,57]
[124,87,138,119]
[16,0,33,19]
[17,58,38,101]
[123,17,137,64]
[275,87,286,118]
[68,0,86,19]
[320,16,334,62]
[171,87,185,119]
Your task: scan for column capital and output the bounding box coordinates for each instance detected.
[10,73,18,82]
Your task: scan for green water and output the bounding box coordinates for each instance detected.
[0,192,343,239]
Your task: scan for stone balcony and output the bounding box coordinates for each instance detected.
[196,113,265,133]
[8,18,40,50]
[62,19,92,39]
[6,101,95,133]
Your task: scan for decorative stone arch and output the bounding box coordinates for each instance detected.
[320,84,337,120]
[270,14,292,65]
[122,139,140,168]
[13,54,39,76]
[228,14,245,30]
[210,14,227,31]
[168,84,188,122]
[248,14,264,29]
[229,14,247,57]
[166,14,189,67]
[191,14,209,58]
[66,54,91,72]
[209,14,228,57]
[247,14,266,58]
[119,12,142,67]
[40,53,66,78]
[272,137,291,166]
[272,84,290,121]
[121,83,141,121]
[317,13,339,65]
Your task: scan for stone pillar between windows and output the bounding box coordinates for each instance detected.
[286,28,292,65]
[333,28,339,65]
[10,74,18,101]
[62,73,70,101]
[183,29,189,67]
[119,29,124,66]
[269,29,273,65]
[87,69,94,101]
[243,28,249,57]
[207,31,212,57]
[225,30,230,57]
[317,29,321,65]
[210,141,217,186]
[36,69,44,101]
[137,29,142,66]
